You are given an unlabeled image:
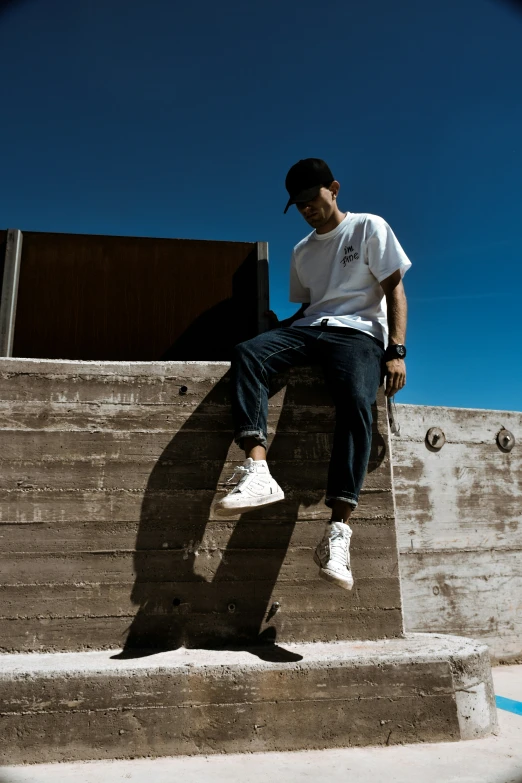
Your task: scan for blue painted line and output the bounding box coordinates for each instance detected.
[496,695,522,715]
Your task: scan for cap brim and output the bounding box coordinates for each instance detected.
[283,185,322,214]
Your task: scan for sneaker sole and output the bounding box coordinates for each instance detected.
[318,568,354,590]
[313,551,354,590]
[214,490,285,516]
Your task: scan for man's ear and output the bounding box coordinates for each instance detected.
[329,181,340,199]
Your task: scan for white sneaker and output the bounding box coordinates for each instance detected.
[214,458,285,516]
[313,521,354,590]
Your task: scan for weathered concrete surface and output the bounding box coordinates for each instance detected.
[1,358,518,662]
[2,665,518,783]
[0,634,497,765]
[0,358,402,652]
[0,363,501,766]
[393,404,522,663]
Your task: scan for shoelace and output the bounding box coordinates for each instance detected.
[327,528,349,565]
[223,464,254,491]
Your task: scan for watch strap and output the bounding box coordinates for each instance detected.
[384,343,407,361]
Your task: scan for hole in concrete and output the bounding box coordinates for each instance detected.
[173,598,181,607]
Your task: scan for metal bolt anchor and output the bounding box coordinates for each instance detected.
[265,602,281,622]
[426,427,445,450]
[497,429,515,452]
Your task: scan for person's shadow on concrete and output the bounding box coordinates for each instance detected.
[111,370,307,662]
[112,366,386,663]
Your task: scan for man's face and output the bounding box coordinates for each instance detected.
[296,184,338,228]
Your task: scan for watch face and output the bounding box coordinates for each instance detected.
[397,345,406,357]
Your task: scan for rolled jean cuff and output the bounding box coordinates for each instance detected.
[234,429,268,450]
[325,494,358,509]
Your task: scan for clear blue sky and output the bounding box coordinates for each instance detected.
[1,0,521,410]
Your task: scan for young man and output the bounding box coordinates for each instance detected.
[216,158,411,590]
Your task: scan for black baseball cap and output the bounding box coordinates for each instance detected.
[284,158,335,213]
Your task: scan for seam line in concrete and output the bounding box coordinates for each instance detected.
[0,693,456,717]
[400,547,522,555]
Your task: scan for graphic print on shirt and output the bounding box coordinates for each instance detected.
[341,245,359,267]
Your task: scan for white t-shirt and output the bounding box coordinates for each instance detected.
[289,212,412,347]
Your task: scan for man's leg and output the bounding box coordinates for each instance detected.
[242,438,267,462]
[321,329,384,510]
[329,499,354,524]
[215,327,312,515]
[313,328,384,589]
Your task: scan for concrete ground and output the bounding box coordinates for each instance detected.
[1,665,521,783]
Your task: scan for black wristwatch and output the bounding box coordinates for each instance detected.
[384,343,407,361]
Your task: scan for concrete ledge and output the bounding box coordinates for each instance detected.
[0,634,497,764]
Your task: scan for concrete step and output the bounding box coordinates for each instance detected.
[0,634,497,765]
[2,665,519,783]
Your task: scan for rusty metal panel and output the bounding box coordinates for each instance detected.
[9,232,265,361]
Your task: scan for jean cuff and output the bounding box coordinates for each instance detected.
[325,494,358,509]
[234,429,268,450]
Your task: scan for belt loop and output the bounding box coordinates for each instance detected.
[321,318,328,327]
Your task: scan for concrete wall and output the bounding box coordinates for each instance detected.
[0,359,402,653]
[393,404,522,662]
[2,360,518,660]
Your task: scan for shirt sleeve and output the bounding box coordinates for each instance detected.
[365,216,412,283]
[289,250,310,303]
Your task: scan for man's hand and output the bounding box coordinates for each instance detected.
[265,310,280,329]
[385,358,406,398]
[264,304,310,330]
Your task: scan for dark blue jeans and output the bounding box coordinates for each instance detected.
[231,325,384,509]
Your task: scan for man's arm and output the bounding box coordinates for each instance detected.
[380,270,407,398]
